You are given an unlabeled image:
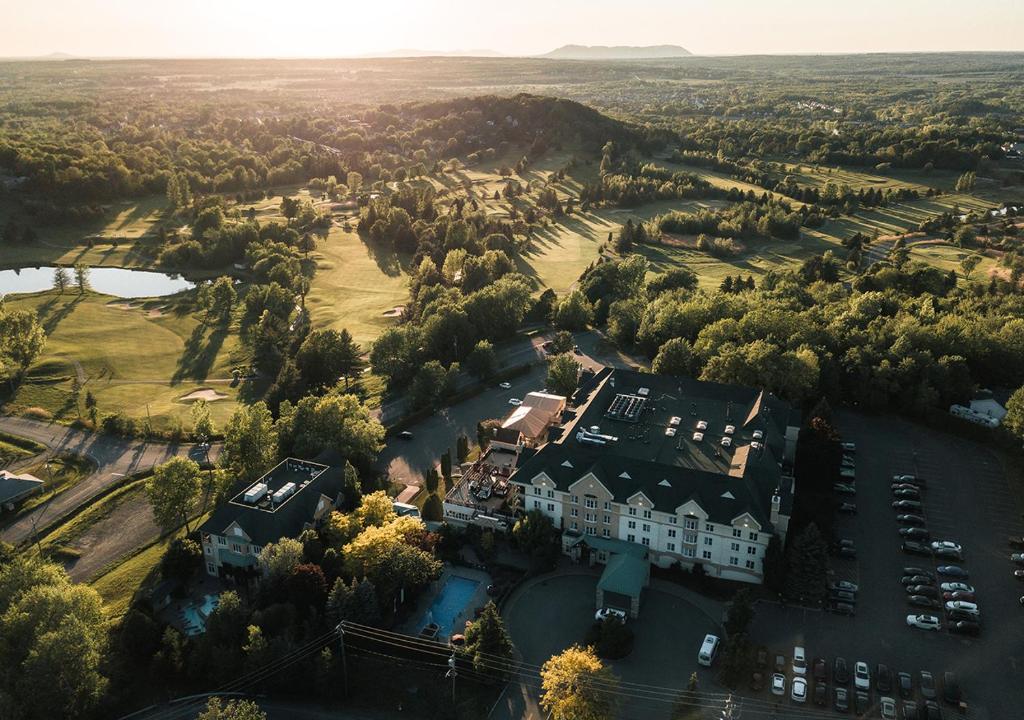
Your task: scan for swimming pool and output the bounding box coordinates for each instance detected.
[417,575,481,639]
[179,593,220,636]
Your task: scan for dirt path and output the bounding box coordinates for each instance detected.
[63,493,159,582]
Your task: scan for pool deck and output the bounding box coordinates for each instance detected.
[400,564,492,640]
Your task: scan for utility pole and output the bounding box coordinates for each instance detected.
[446,650,457,706]
[336,623,349,699]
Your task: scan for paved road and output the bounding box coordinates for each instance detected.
[0,415,219,546]
[375,330,641,488]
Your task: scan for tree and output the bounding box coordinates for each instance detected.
[298,233,317,258]
[540,645,619,720]
[762,534,786,594]
[146,457,202,534]
[785,523,830,604]
[160,538,202,584]
[221,402,277,484]
[1005,386,1024,445]
[554,290,594,331]
[209,276,237,322]
[463,601,514,676]
[456,434,470,463]
[343,518,442,600]
[724,588,754,636]
[197,698,267,720]
[719,633,751,689]
[191,398,215,442]
[959,254,982,282]
[53,266,70,294]
[422,493,443,521]
[465,339,497,379]
[259,538,305,584]
[275,393,385,467]
[549,330,575,355]
[347,171,363,197]
[326,576,354,624]
[295,329,362,392]
[409,360,449,410]
[0,309,46,379]
[546,353,581,398]
[286,563,328,611]
[652,338,693,377]
[73,263,89,294]
[356,490,397,528]
[954,171,976,192]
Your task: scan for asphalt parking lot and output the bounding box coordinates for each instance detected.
[747,410,1024,720]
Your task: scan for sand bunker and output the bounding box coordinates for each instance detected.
[179,389,228,402]
[382,305,406,317]
[107,301,138,311]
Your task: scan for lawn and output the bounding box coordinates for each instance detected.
[37,479,146,553]
[10,454,95,517]
[2,290,250,431]
[0,434,43,467]
[89,534,172,619]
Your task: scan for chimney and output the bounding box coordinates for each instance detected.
[770,491,781,525]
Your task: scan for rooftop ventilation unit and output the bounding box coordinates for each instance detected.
[606,393,647,422]
[272,482,296,504]
[669,416,681,427]
[752,430,764,440]
[693,432,704,442]
[724,425,736,435]
[637,387,650,397]
[721,436,732,447]
[751,441,763,450]
[665,427,677,437]
[243,483,268,504]
[696,420,708,431]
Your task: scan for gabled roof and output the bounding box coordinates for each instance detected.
[0,470,43,505]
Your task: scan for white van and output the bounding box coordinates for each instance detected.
[792,646,807,675]
[697,634,720,667]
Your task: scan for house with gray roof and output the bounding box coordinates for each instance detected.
[511,368,799,587]
[199,457,345,579]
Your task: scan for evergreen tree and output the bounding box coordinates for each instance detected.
[53,266,70,294]
[463,601,515,676]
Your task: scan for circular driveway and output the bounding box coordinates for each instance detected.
[503,572,722,716]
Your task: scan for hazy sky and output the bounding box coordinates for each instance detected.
[3,0,1023,57]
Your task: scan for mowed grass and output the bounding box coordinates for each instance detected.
[11,455,95,517]
[89,534,171,619]
[2,290,249,431]
[907,243,997,279]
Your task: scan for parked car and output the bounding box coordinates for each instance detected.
[834,483,857,495]
[901,574,934,586]
[881,696,897,720]
[908,595,941,609]
[771,673,786,696]
[894,488,921,500]
[1011,553,1024,564]
[834,687,850,713]
[792,646,807,676]
[594,607,627,622]
[892,482,921,492]
[948,620,981,636]
[933,547,963,561]
[946,608,978,623]
[834,657,850,685]
[920,671,937,699]
[814,681,828,706]
[893,474,923,485]
[931,541,962,553]
[903,700,921,720]
[899,528,931,541]
[902,541,931,556]
[937,566,969,579]
[944,600,979,616]
[942,672,961,706]
[791,677,808,703]
[906,614,941,631]
[508,398,523,406]
[924,700,943,720]
[1009,535,1024,549]
[1014,569,1024,580]
[897,514,926,526]
[893,499,924,511]
[942,591,975,602]
[813,658,828,682]
[842,442,856,452]
[830,580,859,593]
[877,664,892,693]
[831,590,856,603]
[774,654,787,673]
[897,672,913,699]
[906,585,940,598]
[838,502,858,514]
[903,567,935,579]
[855,690,871,716]
[498,382,512,389]
[854,661,870,691]
[827,601,856,616]
[939,582,974,593]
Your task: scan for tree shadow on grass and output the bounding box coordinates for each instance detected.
[36,294,83,335]
[172,323,228,384]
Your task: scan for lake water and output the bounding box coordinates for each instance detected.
[0,266,195,298]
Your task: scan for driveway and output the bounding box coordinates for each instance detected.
[0,415,219,547]
[745,410,1024,720]
[497,569,723,720]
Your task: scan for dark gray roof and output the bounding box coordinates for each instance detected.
[0,471,43,505]
[199,463,345,546]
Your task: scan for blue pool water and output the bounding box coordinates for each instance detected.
[417,576,480,639]
[180,593,220,636]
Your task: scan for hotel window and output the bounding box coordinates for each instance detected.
[598,551,607,562]
[571,521,578,530]
[642,523,651,533]
[585,498,597,509]
[684,518,697,530]
[641,537,650,547]
[586,527,596,536]
[643,510,652,519]
[627,520,636,529]
[217,536,226,545]
[252,546,261,555]
[704,537,713,546]
[603,501,611,511]
[685,532,697,543]
[547,503,555,513]
[207,563,215,573]
[547,489,554,498]
[668,516,677,525]
[627,533,636,543]
[586,513,596,522]
[748,531,758,542]
[702,550,712,560]
[602,528,611,538]
[684,547,696,558]
[747,546,757,555]
[746,560,756,569]
[628,507,637,516]
[603,515,611,524]
[733,528,742,538]
[231,543,242,553]
[533,499,541,510]
[731,542,740,552]
[667,529,677,538]
[533,487,541,495]
[667,542,676,552]
[730,556,739,566]
[204,546,212,555]
[571,495,578,504]
[705,523,715,533]
[570,508,578,517]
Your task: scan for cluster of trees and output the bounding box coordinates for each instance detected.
[0,301,47,385]
[654,200,803,241]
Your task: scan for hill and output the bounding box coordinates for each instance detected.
[541,44,692,60]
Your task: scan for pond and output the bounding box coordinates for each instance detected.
[0,266,195,298]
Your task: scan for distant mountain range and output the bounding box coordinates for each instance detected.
[541,44,692,60]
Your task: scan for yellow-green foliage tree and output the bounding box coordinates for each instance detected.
[540,645,619,720]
